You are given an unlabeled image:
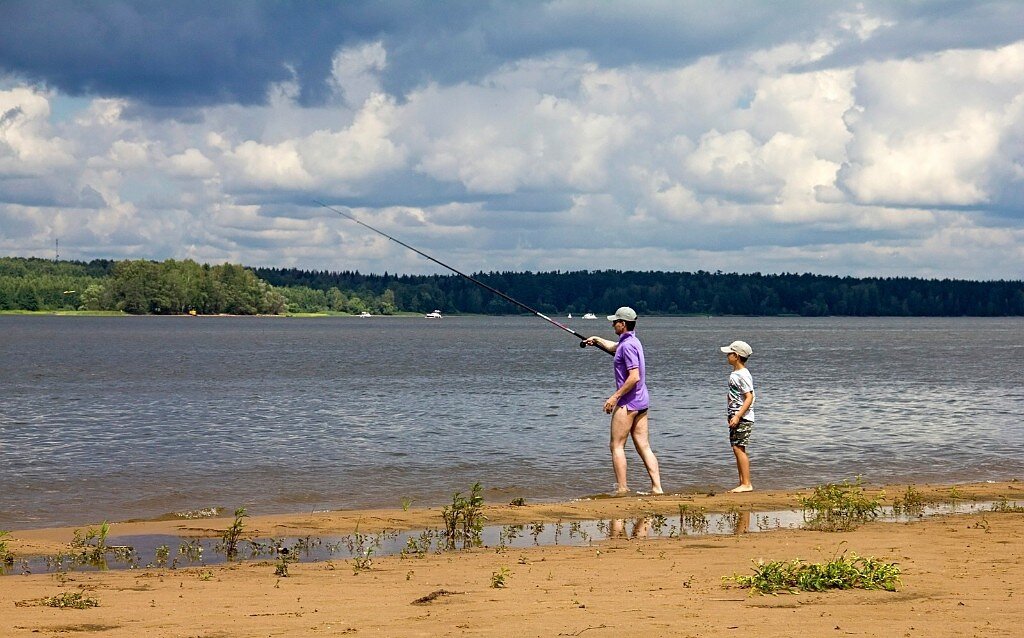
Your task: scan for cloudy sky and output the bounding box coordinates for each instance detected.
[1,1,1022,279]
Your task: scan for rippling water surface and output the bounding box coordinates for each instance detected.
[1,315,1021,528]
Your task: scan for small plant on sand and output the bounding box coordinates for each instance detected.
[800,478,882,531]
[217,507,248,560]
[891,485,925,516]
[490,566,511,588]
[274,545,298,577]
[0,530,14,565]
[441,482,486,550]
[350,523,377,573]
[725,550,901,595]
[42,592,100,609]
[509,497,526,507]
[401,497,414,511]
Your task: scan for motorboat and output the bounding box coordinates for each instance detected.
[425,309,443,319]
[358,311,372,318]
[582,312,597,319]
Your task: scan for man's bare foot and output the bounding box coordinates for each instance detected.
[612,486,630,496]
[651,487,664,495]
[729,485,753,493]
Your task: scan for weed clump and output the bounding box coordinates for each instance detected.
[990,498,1024,513]
[490,566,511,588]
[49,521,138,570]
[726,551,901,595]
[217,507,248,560]
[274,545,297,577]
[800,478,882,531]
[349,524,377,573]
[153,545,170,567]
[442,482,486,550]
[72,522,110,563]
[891,485,925,516]
[0,530,14,565]
[42,592,100,608]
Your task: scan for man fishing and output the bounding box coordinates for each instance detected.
[319,201,662,496]
[584,307,664,496]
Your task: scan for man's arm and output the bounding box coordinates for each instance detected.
[605,367,639,413]
[583,336,618,354]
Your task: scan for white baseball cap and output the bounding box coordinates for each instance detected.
[607,306,638,322]
[720,340,753,357]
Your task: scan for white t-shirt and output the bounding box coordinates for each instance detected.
[727,367,755,422]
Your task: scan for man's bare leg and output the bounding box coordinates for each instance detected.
[629,411,663,494]
[610,407,632,494]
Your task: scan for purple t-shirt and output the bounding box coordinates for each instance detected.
[613,331,649,410]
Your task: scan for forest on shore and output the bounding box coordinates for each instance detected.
[2,256,1022,316]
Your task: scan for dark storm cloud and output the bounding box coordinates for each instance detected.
[0,0,426,106]
[0,1,519,106]
[0,177,107,208]
[0,1,850,108]
[802,1,1024,70]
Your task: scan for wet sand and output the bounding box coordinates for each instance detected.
[3,480,1022,637]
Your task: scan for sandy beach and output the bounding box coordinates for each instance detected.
[3,480,1022,637]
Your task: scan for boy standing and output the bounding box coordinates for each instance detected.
[720,340,755,493]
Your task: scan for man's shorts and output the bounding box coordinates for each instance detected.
[729,420,753,448]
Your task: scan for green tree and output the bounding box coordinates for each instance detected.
[109,260,159,314]
[15,285,40,311]
[79,283,110,310]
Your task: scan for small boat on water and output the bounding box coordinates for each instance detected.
[358,311,372,318]
[567,313,572,318]
[425,309,443,319]
[582,312,597,319]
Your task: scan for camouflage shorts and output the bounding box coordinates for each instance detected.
[729,419,753,448]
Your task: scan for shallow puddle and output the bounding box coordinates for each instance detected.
[0,500,1005,575]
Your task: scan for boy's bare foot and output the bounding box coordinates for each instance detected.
[651,487,664,495]
[612,486,630,496]
[729,485,753,493]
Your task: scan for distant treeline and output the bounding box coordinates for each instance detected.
[2,257,1021,316]
[254,267,1024,317]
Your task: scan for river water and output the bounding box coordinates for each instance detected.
[1,315,1021,528]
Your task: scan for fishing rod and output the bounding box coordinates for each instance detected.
[315,200,611,354]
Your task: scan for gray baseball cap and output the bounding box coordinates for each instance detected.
[607,306,638,322]
[720,340,753,357]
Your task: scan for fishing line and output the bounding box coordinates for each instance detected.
[315,200,611,354]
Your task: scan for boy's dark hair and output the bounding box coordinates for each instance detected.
[738,355,748,363]
[624,320,636,331]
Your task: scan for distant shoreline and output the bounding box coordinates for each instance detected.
[3,310,1022,319]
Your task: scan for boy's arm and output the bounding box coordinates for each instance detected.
[728,391,754,427]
